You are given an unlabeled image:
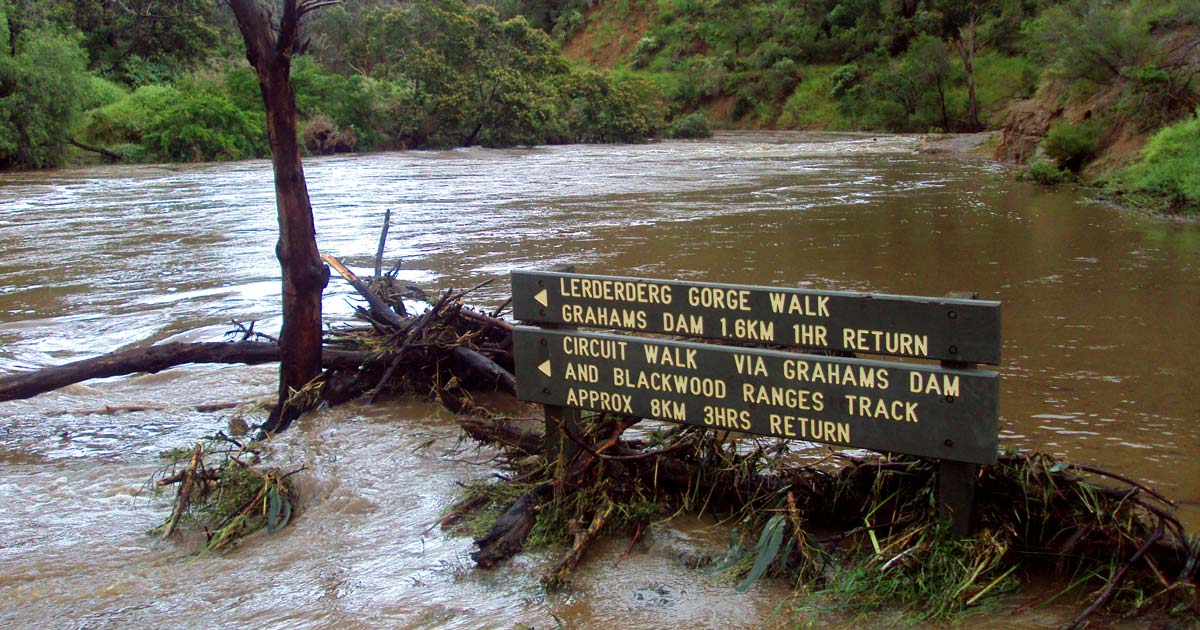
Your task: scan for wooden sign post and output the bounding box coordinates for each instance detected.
[512,270,1002,534]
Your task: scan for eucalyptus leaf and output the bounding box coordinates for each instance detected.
[267,487,282,534]
[737,514,787,592]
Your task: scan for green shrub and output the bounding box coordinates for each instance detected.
[763,57,801,101]
[1024,1,1153,86]
[221,64,263,114]
[1025,157,1069,185]
[141,85,266,162]
[632,35,660,69]
[1118,65,1199,130]
[555,69,665,143]
[292,58,405,150]
[1041,119,1103,173]
[970,54,1036,127]
[1117,112,1200,214]
[672,55,726,105]
[552,9,585,42]
[114,54,183,88]
[666,111,712,139]
[80,76,128,111]
[829,64,859,100]
[76,85,182,147]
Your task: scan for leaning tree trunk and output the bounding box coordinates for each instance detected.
[228,0,332,433]
[958,16,983,132]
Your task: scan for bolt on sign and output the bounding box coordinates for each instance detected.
[512,270,1002,465]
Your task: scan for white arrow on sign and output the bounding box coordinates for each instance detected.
[534,289,549,307]
[538,360,552,377]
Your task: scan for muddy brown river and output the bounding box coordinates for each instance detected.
[1,132,1197,628]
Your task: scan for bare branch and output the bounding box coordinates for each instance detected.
[111,0,207,20]
[277,0,301,56]
[298,0,343,17]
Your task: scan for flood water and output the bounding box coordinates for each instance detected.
[1,132,1197,628]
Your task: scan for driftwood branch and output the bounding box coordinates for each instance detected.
[0,341,367,403]
[368,289,451,403]
[322,253,407,328]
[450,346,516,395]
[374,209,390,278]
[545,504,613,584]
[471,481,555,568]
[457,307,514,333]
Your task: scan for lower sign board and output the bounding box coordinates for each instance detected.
[514,327,1000,465]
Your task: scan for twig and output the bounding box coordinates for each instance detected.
[490,297,513,318]
[1067,519,1165,630]
[559,422,688,462]
[374,209,390,279]
[1066,463,1175,506]
[450,278,495,303]
[614,521,642,568]
[161,443,204,540]
[544,503,614,584]
[59,400,250,416]
[458,307,514,333]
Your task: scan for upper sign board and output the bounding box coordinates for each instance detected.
[512,271,1001,364]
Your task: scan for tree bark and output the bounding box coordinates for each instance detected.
[227,0,331,433]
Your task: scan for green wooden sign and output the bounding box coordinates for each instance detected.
[512,270,1002,364]
[514,327,999,464]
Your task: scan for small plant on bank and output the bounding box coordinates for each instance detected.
[1041,118,1104,173]
[1025,157,1071,185]
[666,111,713,139]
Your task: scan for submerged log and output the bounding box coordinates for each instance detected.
[472,481,555,568]
[0,342,368,403]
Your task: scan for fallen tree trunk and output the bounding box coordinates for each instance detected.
[0,341,368,403]
[451,346,516,395]
[68,137,122,161]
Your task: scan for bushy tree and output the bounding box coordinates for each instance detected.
[57,0,220,85]
[1041,118,1103,173]
[554,68,665,143]
[0,26,89,168]
[75,84,179,149]
[141,81,265,162]
[1024,0,1152,86]
[291,56,405,150]
[371,0,567,147]
[902,35,954,130]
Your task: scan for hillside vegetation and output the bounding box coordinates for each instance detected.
[0,0,1197,213]
[558,0,1200,214]
[0,0,672,170]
